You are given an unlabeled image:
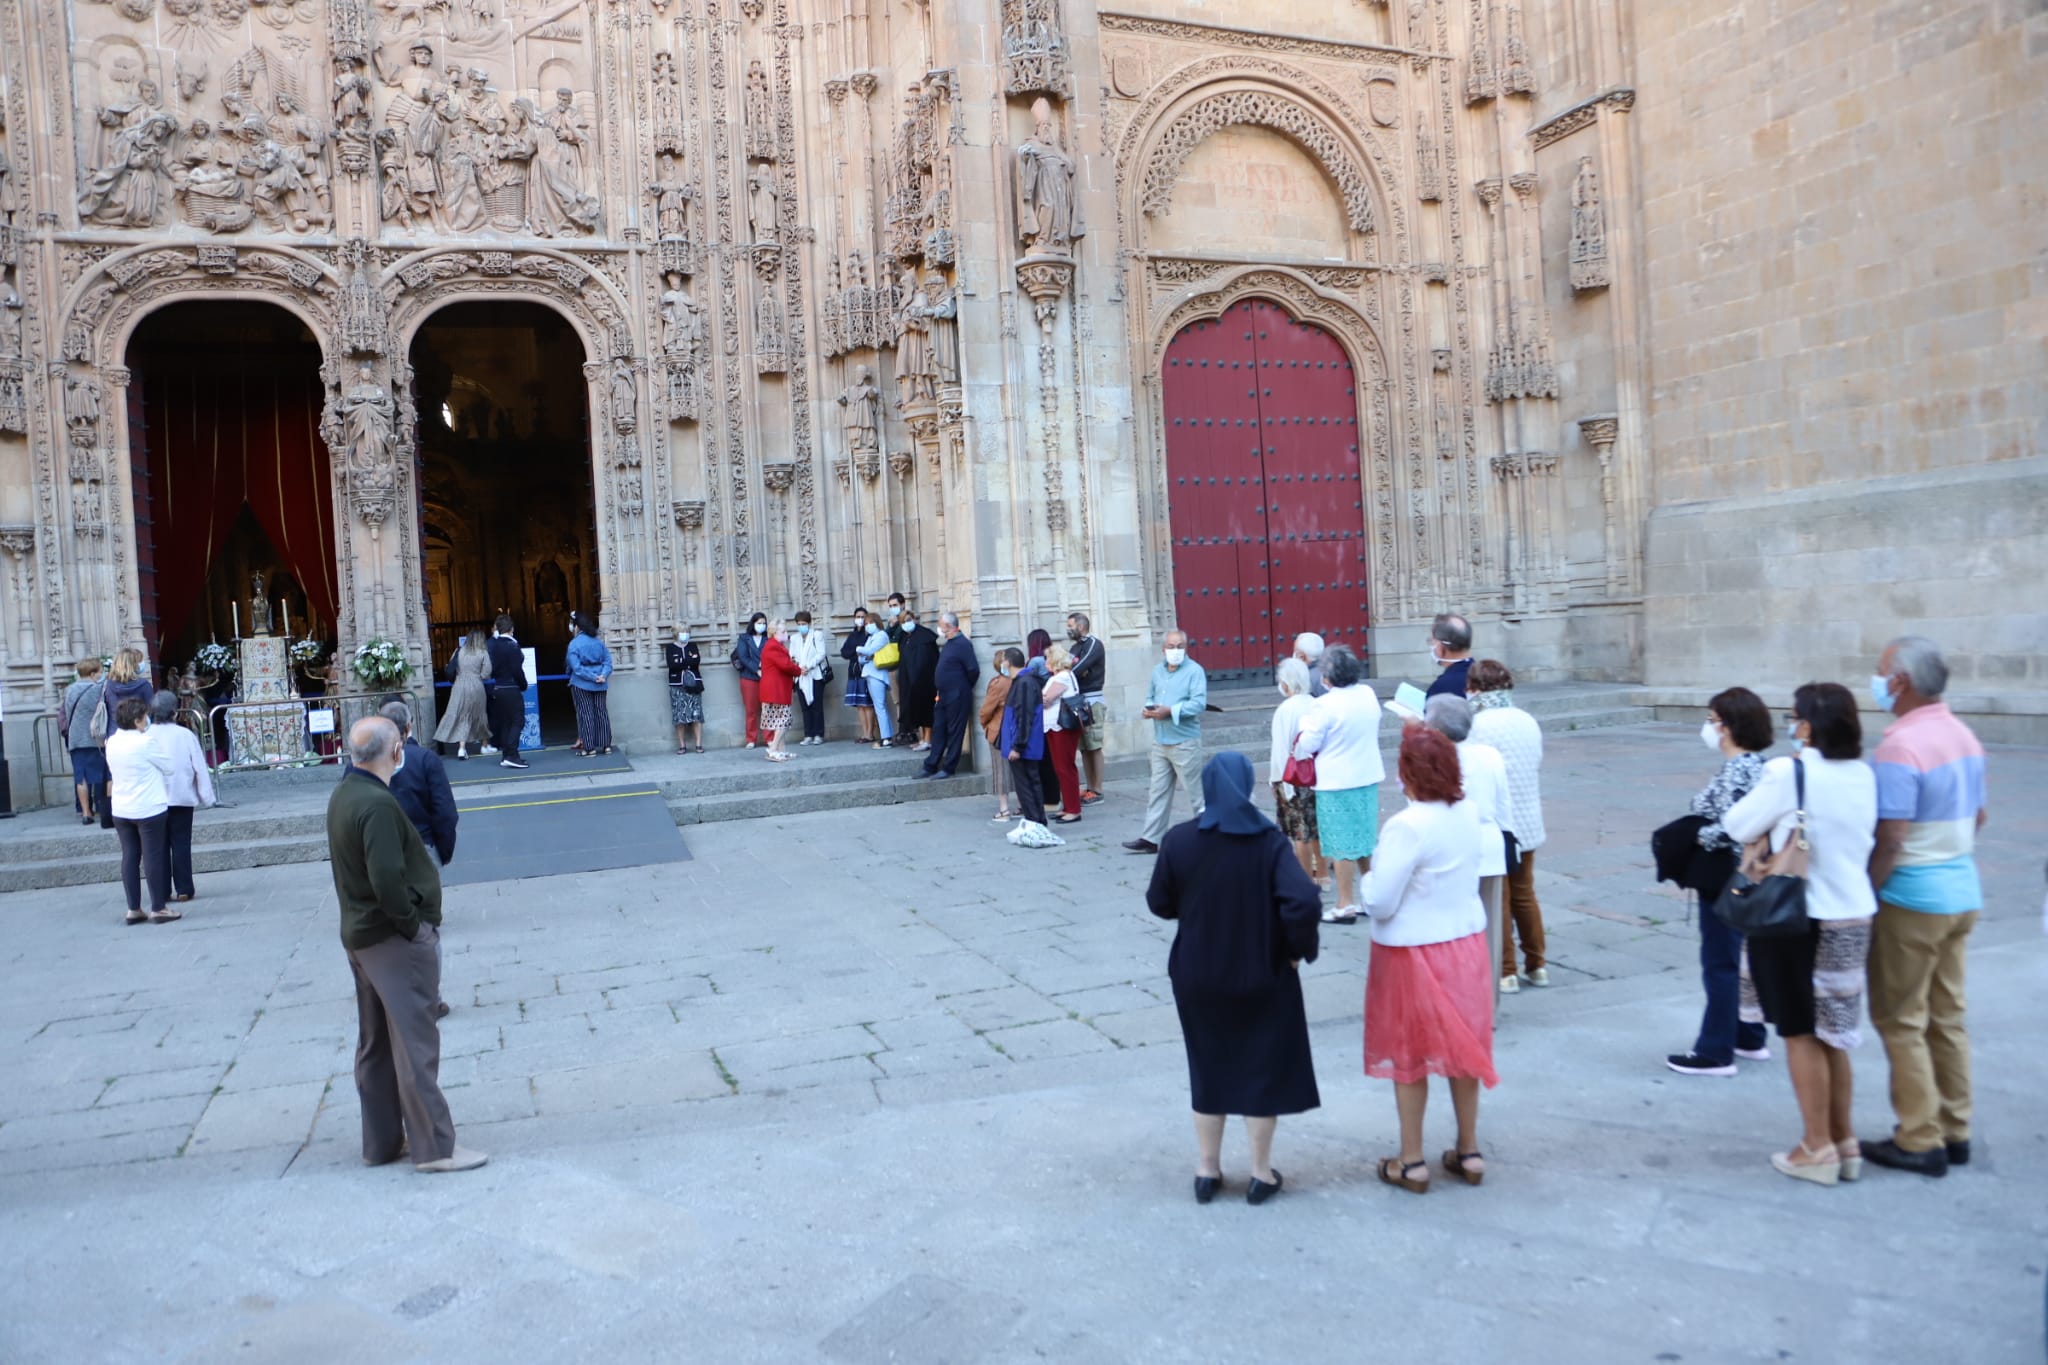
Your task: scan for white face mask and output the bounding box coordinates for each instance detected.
[1163,648,1186,668]
[902,621,917,632]
[1700,720,1722,752]
[677,632,690,644]
[1785,718,1804,746]
[754,623,766,635]
[391,746,406,775]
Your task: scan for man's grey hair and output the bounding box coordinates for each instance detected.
[1886,635,1949,698]
[1276,657,1312,696]
[1066,611,1091,632]
[1432,612,1473,652]
[1425,693,1474,743]
[1163,628,1188,648]
[149,689,180,723]
[379,699,413,735]
[1322,643,1364,689]
[348,716,400,766]
[939,610,960,630]
[1293,631,1325,662]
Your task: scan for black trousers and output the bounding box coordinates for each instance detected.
[800,687,827,739]
[115,812,170,913]
[1009,756,1047,825]
[925,691,972,775]
[166,804,196,898]
[488,687,523,759]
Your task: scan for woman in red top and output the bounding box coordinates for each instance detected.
[757,620,803,762]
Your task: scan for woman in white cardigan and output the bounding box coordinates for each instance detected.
[1290,645,1385,923]
[104,695,176,925]
[1426,694,1511,989]
[146,690,215,905]
[1468,659,1549,993]
[1359,726,1497,1194]
[1269,658,1323,885]
[1721,682,1877,1186]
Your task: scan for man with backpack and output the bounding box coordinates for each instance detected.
[60,656,109,826]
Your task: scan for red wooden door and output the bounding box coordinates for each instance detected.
[1161,299,1369,676]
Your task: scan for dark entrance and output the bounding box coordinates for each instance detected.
[409,301,596,742]
[1160,298,1369,676]
[125,302,336,666]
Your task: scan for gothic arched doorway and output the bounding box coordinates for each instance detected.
[1160,298,1369,676]
[125,300,336,666]
[409,300,597,744]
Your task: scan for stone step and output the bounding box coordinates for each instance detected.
[3,832,331,891]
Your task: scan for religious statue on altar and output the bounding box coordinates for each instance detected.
[249,572,272,636]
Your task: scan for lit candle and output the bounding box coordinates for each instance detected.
[283,601,290,640]
[232,602,239,638]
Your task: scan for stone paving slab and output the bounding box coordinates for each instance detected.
[0,723,2042,1362]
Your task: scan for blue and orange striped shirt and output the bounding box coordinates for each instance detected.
[1870,702,1986,913]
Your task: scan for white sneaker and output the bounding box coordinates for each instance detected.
[1526,968,1551,987]
[1499,974,1520,995]
[415,1146,489,1174]
[1320,905,1359,924]
[480,745,499,755]
[1735,1045,1772,1062]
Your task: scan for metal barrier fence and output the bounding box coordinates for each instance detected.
[205,689,419,775]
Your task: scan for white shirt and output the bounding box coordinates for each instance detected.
[105,727,171,820]
[1269,691,1319,796]
[1041,669,1078,730]
[1360,800,1487,947]
[1722,750,1878,922]
[146,722,216,810]
[1469,703,1546,851]
[1290,683,1387,793]
[791,628,829,701]
[1456,740,1511,878]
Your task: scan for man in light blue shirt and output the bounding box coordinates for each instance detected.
[1123,630,1207,853]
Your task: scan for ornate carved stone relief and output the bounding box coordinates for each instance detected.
[1139,89,1375,235]
[1003,0,1071,98]
[1569,155,1609,292]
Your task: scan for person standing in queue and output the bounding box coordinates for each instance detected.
[565,610,615,757]
[485,615,529,769]
[731,611,768,749]
[897,608,940,751]
[841,607,876,744]
[665,625,706,754]
[918,611,980,781]
[1066,612,1107,805]
[791,610,831,745]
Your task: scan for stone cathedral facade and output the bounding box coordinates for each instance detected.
[1,0,2041,791]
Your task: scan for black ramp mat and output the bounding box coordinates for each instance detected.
[441,785,689,887]
[447,745,635,787]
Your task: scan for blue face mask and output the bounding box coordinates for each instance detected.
[1870,674,1895,712]
[797,625,810,635]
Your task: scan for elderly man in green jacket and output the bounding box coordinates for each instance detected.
[328,716,486,1174]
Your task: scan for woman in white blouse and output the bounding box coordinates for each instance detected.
[1268,658,1323,885]
[103,695,175,925]
[1425,694,1511,989]
[1290,645,1385,923]
[1467,660,1549,994]
[1359,725,1497,1193]
[145,690,215,905]
[1721,682,1877,1187]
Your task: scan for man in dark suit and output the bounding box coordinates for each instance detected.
[485,614,529,768]
[381,699,458,1018]
[1424,612,1474,700]
[326,716,485,1174]
[917,611,981,780]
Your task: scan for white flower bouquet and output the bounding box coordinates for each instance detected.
[193,642,238,677]
[289,638,327,666]
[351,637,412,689]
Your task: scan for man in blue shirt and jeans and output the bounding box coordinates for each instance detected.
[1123,631,1207,854]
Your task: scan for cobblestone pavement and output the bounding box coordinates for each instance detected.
[2,724,2042,1363]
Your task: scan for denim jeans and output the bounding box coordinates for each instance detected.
[1694,901,1769,1063]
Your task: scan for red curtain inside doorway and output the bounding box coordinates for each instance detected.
[136,351,338,648]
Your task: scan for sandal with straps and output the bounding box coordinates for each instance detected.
[1442,1150,1486,1186]
[1378,1157,1430,1194]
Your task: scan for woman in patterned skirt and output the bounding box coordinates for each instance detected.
[1268,657,1322,885]
[757,619,802,762]
[841,607,875,742]
[664,627,705,754]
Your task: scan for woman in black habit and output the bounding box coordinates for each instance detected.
[1147,751,1323,1205]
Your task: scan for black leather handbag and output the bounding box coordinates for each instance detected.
[1712,759,1810,939]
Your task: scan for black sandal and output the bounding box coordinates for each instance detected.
[1378,1157,1430,1194]
[1442,1150,1486,1186]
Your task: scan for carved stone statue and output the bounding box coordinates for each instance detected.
[659,274,703,359]
[80,109,178,227]
[530,88,602,236]
[247,139,325,233]
[250,572,271,636]
[335,365,396,478]
[747,167,779,243]
[383,42,447,223]
[0,278,21,363]
[652,51,682,152]
[649,154,695,241]
[923,276,959,386]
[609,360,637,435]
[273,89,333,221]
[489,98,540,233]
[64,373,102,439]
[1014,97,1081,253]
[1001,0,1069,96]
[894,268,933,405]
[837,366,880,455]
[745,61,774,160]
[0,106,18,228]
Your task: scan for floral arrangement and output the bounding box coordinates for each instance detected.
[193,642,237,677]
[351,637,411,689]
[289,639,327,666]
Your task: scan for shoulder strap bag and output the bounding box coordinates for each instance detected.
[1281,726,1317,790]
[89,683,111,746]
[1711,759,1810,938]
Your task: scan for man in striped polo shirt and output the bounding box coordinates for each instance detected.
[1862,636,1989,1179]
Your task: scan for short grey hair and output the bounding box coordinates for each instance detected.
[1431,612,1473,652]
[1322,643,1364,689]
[1293,632,1325,662]
[379,699,413,735]
[1275,657,1311,696]
[348,716,400,766]
[1424,693,1474,743]
[1163,628,1187,648]
[939,610,960,630]
[1885,635,1949,698]
[149,689,180,723]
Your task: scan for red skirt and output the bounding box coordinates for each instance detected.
[1363,931,1498,1086]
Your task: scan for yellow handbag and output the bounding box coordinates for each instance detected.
[873,642,901,669]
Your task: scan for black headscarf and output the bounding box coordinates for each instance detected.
[1197,751,1269,836]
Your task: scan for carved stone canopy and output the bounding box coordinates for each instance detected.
[1577,413,1619,448]
[672,500,706,530]
[1140,88,1377,235]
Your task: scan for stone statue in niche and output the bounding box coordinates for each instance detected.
[659,274,703,359]
[838,366,880,455]
[651,51,682,154]
[923,275,959,387]
[64,373,102,445]
[747,167,779,243]
[1014,97,1081,254]
[489,99,541,233]
[893,267,933,406]
[334,365,397,479]
[374,128,421,227]
[0,277,21,362]
[744,61,774,160]
[531,88,602,236]
[1570,155,1609,291]
[0,107,19,229]
[272,89,334,221]
[649,154,695,242]
[80,107,179,228]
[755,284,784,366]
[609,361,637,435]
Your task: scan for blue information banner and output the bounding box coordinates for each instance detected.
[519,647,541,751]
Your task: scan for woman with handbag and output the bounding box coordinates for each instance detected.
[1268,658,1322,886]
[979,664,1017,822]
[1147,750,1323,1205]
[856,616,898,748]
[791,611,831,745]
[433,630,492,759]
[1039,643,1085,825]
[665,627,705,754]
[1721,681,1878,1186]
[1289,645,1384,924]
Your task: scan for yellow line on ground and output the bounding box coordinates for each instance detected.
[450,764,634,785]
[460,788,664,813]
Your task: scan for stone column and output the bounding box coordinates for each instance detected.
[1578,413,1621,596]
[672,501,705,622]
[762,462,794,614]
[0,525,34,662]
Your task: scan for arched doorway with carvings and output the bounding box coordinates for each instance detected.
[1159,296,1370,676]
[408,300,597,744]
[124,300,338,669]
